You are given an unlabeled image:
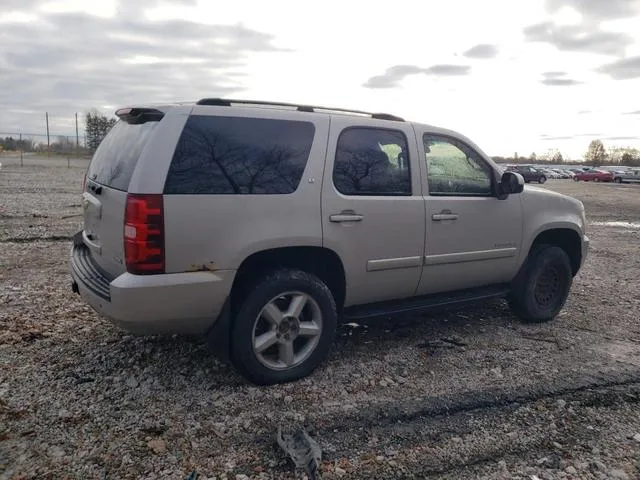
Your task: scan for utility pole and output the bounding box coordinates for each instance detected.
[75,112,79,160]
[19,133,23,167]
[45,112,50,159]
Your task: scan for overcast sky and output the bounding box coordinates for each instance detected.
[1,0,640,158]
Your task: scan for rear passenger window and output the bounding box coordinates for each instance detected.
[164,116,315,194]
[333,128,411,196]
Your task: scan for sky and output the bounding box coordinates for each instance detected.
[1,0,640,159]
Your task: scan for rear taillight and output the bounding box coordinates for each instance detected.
[124,194,165,275]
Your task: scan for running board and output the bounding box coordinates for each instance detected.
[343,284,510,321]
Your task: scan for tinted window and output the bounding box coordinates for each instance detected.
[164,115,314,194]
[424,135,492,196]
[87,120,158,191]
[333,128,411,196]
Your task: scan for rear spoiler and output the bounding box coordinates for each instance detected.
[115,107,164,124]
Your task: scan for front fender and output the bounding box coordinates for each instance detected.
[516,187,585,270]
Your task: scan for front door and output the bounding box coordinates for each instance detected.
[415,132,523,295]
[321,117,426,307]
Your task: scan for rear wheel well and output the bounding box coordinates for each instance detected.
[530,229,581,275]
[231,247,346,313]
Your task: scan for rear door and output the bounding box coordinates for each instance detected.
[321,117,425,307]
[82,112,165,276]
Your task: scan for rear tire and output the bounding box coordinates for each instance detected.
[508,245,573,323]
[614,177,622,184]
[573,176,579,182]
[538,176,547,184]
[230,269,337,385]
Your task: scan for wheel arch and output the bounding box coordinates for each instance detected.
[230,246,346,314]
[528,228,582,275]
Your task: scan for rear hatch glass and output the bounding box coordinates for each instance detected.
[82,119,160,277]
[87,120,159,191]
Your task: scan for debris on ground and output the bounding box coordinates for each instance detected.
[276,426,322,479]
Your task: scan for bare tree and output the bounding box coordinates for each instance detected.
[585,140,607,166]
[86,109,117,152]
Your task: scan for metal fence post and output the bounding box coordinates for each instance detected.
[20,133,23,167]
[46,112,50,159]
[75,112,80,162]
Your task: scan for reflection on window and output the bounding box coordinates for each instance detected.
[333,128,411,196]
[424,135,492,196]
[164,116,315,194]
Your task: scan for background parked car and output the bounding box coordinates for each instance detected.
[573,169,614,182]
[552,169,573,179]
[613,168,640,183]
[505,165,547,183]
[539,168,556,179]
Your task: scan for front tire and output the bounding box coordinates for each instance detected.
[614,177,622,184]
[230,269,337,385]
[508,245,573,323]
[538,176,547,184]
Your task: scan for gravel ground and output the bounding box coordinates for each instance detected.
[2,165,640,479]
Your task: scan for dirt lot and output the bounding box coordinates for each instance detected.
[2,164,640,480]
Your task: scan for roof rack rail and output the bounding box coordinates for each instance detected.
[195,98,404,122]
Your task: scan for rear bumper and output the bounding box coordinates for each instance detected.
[70,241,235,335]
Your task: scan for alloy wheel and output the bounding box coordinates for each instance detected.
[251,292,323,370]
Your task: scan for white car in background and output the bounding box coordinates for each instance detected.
[613,168,640,183]
[541,168,561,179]
[552,169,572,179]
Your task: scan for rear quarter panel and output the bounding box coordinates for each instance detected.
[127,105,193,194]
[162,107,331,273]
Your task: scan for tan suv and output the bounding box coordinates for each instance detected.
[70,98,589,384]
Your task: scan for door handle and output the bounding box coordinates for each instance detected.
[330,210,364,222]
[432,210,458,221]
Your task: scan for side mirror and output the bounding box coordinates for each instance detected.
[498,171,524,199]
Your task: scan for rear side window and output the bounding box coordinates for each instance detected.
[87,121,158,191]
[333,127,411,196]
[164,115,315,194]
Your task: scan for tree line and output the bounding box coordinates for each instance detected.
[583,140,640,167]
[492,140,640,167]
[0,110,117,155]
[85,110,117,152]
[0,135,88,154]
[4,112,640,167]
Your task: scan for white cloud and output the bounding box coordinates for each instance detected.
[39,0,117,17]
[0,12,39,23]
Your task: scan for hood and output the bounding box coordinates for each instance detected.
[523,185,583,207]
